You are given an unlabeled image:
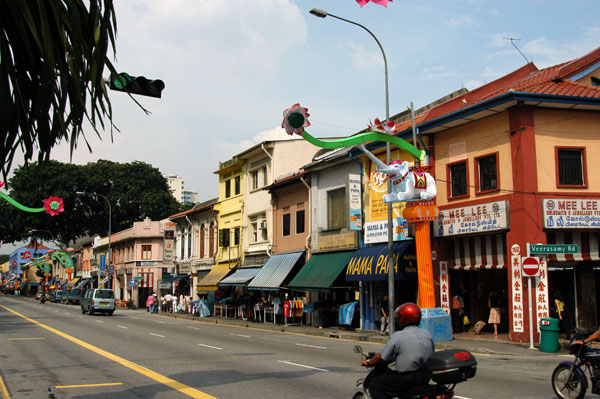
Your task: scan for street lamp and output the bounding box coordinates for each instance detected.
[310,9,396,333]
[76,191,112,288]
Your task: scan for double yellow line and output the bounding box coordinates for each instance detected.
[0,305,216,399]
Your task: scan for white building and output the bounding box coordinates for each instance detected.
[165,173,198,205]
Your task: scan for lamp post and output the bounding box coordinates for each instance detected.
[310,8,396,333]
[76,192,112,288]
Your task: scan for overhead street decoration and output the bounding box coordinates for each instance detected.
[0,181,64,216]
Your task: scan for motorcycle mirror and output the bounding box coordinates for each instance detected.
[353,345,363,354]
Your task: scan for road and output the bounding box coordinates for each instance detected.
[0,295,569,398]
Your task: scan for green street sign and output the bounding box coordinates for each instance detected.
[133,277,144,280]
[529,244,579,254]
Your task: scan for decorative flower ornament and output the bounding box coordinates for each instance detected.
[368,118,399,135]
[22,251,32,259]
[0,181,4,189]
[356,0,392,7]
[282,103,310,136]
[43,196,64,216]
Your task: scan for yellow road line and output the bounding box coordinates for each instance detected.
[0,305,216,399]
[55,382,123,389]
[0,375,10,399]
[7,337,45,341]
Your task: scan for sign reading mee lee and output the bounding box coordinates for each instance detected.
[543,199,600,229]
[433,200,509,237]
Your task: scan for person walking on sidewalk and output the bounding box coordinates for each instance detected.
[152,294,158,313]
[380,295,390,335]
[488,291,501,335]
[554,290,571,340]
[146,293,155,313]
[451,294,465,334]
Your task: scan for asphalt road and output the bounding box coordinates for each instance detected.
[0,295,571,398]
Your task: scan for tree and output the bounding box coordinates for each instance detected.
[0,160,180,247]
[0,1,118,183]
[0,254,8,264]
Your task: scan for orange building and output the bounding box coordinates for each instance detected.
[389,45,600,343]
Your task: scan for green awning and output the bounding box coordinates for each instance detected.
[287,251,354,292]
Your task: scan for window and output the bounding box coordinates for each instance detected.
[262,166,268,186]
[476,153,498,193]
[187,230,192,258]
[234,227,240,246]
[282,214,291,236]
[209,222,215,256]
[225,179,231,198]
[251,219,258,243]
[200,224,205,258]
[327,187,346,230]
[592,77,600,87]
[448,161,468,198]
[251,166,267,190]
[179,234,184,259]
[220,228,230,247]
[235,176,241,195]
[557,148,586,186]
[296,210,305,234]
[142,245,152,260]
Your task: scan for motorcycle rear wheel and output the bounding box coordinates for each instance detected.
[552,364,586,399]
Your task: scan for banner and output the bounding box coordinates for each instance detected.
[349,174,362,230]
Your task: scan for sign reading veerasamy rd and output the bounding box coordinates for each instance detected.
[522,257,540,277]
[529,244,579,254]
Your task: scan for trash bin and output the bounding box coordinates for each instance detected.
[539,317,560,353]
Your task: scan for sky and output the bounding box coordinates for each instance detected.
[2,0,600,254]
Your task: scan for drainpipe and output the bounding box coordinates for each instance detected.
[300,176,312,259]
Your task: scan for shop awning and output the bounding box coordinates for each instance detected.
[219,267,262,287]
[288,251,354,291]
[165,274,189,283]
[196,263,234,291]
[346,241,417,282]
[450,234,506,270]
[66,277,81,288]
[247,251,304,291]
[74,278,91,290]
[547,231,600,262]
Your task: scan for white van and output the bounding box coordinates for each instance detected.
[81,288,115,315]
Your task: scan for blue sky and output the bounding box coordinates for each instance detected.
[2,0,599,254]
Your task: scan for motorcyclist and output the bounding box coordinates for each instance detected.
[574,329,600,345]
[360,302,434,399]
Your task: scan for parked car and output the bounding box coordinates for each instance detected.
[51,290,63,303]
[81,288,115,315]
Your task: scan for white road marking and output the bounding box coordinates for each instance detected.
[188,327,201,330]
[198,343,223,350]
[277,360,328,372]
[150,333,165,338]
[65,313,71,315]
[230,333,250,338]
[96,320,103,323]
[54,310,59,312]
[118,325,128,329]
[455,396,472,399]
[77,316,83,318]
[296,343,327,350]
[154,320,167,324]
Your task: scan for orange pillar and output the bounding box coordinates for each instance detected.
[403,201,439,309]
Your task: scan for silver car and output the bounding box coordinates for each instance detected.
[81,288,115,315]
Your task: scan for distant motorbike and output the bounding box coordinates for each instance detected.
[352,345,477,399]
[40,293,49,304]
[552,331,600,399]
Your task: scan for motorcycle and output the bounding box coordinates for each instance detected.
[40,292,49,304]
[352,345,477,399]
[552,330,600,399]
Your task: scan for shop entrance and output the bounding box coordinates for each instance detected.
[451,268,508,333]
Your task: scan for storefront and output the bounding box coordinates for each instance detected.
[346,241,418,331]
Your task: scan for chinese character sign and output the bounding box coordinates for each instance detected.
[535,256,550,332]
[511,255,524,333]
[439,261,450,314]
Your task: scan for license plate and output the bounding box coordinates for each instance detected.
[101,302,109,306]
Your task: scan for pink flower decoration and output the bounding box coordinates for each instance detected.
[282,103,310,136]
[43,196,64,216]
[368,118,399,135]
[23,251,32,259]
[0,181,4,188]
[356,0,392,7]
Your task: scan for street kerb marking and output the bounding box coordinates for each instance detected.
[0,304,216,399]
[295,343,326,350]
[0,374,10,399]
[8,337,45,341]
[198,344,223,350]
[56,382,124,389]
[277,360,328,372]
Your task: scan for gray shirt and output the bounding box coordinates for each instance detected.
[380,325,435,373]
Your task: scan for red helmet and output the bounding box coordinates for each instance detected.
[396,302,422,328]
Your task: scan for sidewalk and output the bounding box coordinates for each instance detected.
[145,309,571,356]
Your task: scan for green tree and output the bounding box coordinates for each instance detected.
[0,160,180,247]
[0,254,8,264]
[0,1,118,183]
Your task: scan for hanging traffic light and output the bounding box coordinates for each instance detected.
[109,72,165,98]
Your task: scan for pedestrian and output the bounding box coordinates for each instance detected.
[451,294,465,334]
[146,293,154,313]
[380,295,389,335]
[185,294,191,314]
[488,291,501,335]
[554,290,571,340]
[161,295,167,312]
[173,295,178,314]
[164,293,172,313]
[152,294,158,313]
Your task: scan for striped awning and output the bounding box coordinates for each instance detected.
[247,251,304,291]
[450,234,506,270]
[547,231,600,262]
[138,272,154,288]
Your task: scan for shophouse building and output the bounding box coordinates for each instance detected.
[169,199,218,299]
[379,46,600,343]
